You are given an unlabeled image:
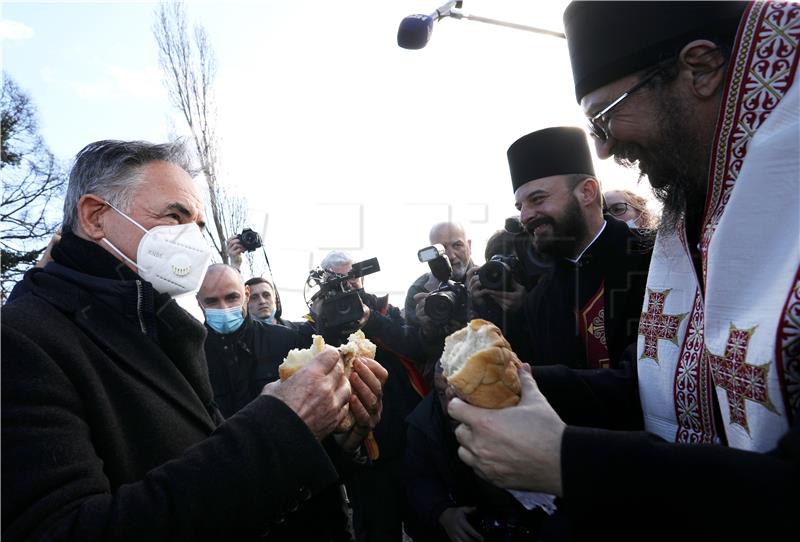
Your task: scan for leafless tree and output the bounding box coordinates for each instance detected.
[153,1,247,263]
[1,74,65,298]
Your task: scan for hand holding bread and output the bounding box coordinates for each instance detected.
[278,331,381,435]
[261,344,351,440]
[440,319,523,409]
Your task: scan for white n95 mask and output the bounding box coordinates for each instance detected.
[102,201,211,297]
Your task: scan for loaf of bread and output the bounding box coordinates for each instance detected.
[278,331,377,432]
[440,319,522,409]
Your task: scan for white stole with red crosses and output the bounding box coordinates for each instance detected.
[637,1,800,451]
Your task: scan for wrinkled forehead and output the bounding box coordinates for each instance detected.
[430,226,466,245]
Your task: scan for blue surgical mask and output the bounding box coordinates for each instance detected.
[205,305,245,334]
[256,314,276,325]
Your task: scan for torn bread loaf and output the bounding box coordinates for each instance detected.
[278,331,377,431]
[441,319,522,409]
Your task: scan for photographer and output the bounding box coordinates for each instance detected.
[405,222,474,327]
[467,228,551,363]
[303,250,426,542]
[398,222,476,385]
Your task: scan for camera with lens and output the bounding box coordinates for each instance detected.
[237,228,263,252]
[307,257,380,339]
[417,244,469,325]
[479,254,524,291]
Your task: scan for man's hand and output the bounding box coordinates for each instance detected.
[262,346,351,440]
[225,234,245,270]
[336,357,388,452]
[447,364,566,496]
[438,506,483,542]
[466,267,526,312]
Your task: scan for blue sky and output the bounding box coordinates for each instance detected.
[2,1,650,318]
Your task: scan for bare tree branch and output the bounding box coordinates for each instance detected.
[153,1,247,265]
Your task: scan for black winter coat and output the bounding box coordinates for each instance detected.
[1,235,349,541]
[205,317,306,418]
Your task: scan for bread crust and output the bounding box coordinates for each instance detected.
[443,319,522,409]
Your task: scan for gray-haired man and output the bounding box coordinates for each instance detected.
[2,139,386,541]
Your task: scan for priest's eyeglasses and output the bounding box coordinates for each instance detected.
[587,69,661,142]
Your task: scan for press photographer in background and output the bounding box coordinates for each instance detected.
[467,221,552,363]
[303,250,426,542]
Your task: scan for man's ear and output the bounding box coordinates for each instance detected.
[77,194,111,241]
[679,39,727,99]
[575,177,601,208]
[243,285,251,305]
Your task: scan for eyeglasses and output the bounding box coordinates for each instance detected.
[604,202,642,217]
[587,69,661,142]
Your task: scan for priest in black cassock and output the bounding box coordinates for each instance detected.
[476,127,652,370]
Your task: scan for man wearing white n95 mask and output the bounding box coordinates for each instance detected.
[1,139,386,541]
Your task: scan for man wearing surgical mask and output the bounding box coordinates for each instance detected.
[198,263,308,418]
[2,139,387,541]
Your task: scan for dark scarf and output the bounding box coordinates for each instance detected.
[47,234,215,422]
[49,232,161,340]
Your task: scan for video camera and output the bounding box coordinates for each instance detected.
[307,257,380,337]
[417,244,468,325]
[237,228,263,252]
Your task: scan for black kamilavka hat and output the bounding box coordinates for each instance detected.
[507,127,595,194]
[563,1,747,102]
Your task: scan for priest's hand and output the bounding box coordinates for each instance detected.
[262,346,351,440]
[336,357,388,453]
[448,364,566,496]
[439,506,484,542]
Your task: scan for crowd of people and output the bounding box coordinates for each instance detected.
[2,1,798,541]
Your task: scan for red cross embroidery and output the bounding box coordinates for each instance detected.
[705,324,777,434]
[639,289,687,363]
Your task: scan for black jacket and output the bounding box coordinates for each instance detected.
[205,317,306,418]
[507,217,651,369]
[404,394,551,541]
[532,355,800,541]
[1,234,348,541]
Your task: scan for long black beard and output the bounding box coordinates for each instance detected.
[613,91,710,236]
[529,196,589,259]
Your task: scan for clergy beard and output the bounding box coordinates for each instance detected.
[613,91,709,235]
[529,196,589,259]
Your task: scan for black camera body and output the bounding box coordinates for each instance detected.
[238,228,263,252]
[479,254,523,291]
[417,244,469,325]
[308,257,380,338]
[426,280,469,324]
